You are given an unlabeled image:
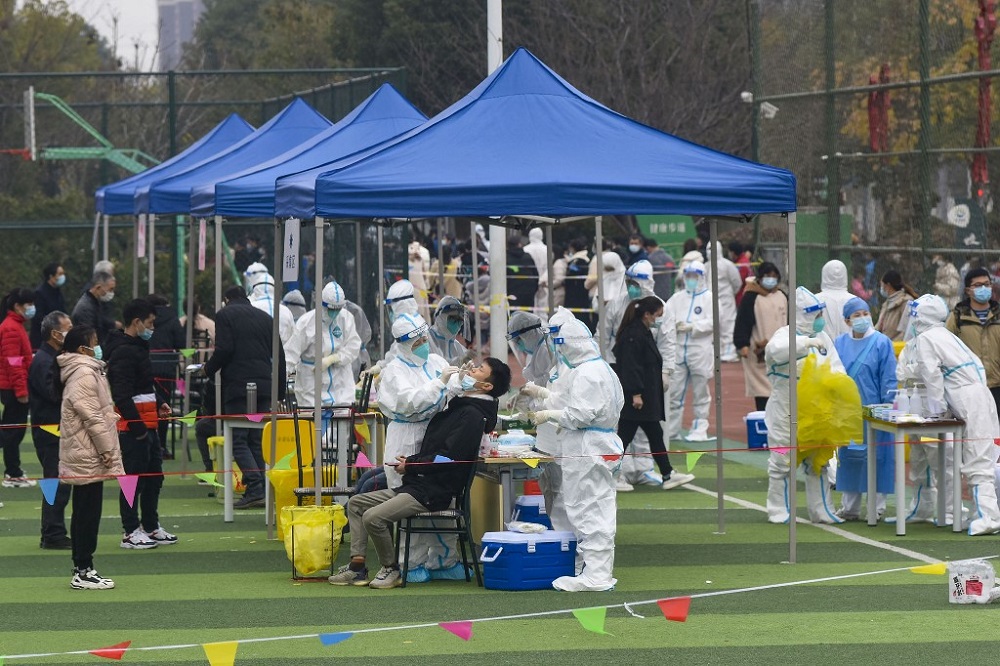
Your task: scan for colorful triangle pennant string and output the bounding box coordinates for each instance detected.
[202,641,238,666]
[273,452,294,471]
[657,596,692,622]
[39,478,59,506]
[602,454,622,462]
[910,562,947,575]
[354,421,371,443]
[246,413,265,423]
[179,348,197,358]
[7,356,22,367]
[354,451,374,468]
[572,607,611,635]
[40,424,61,437]
[439,621,473,641]
[195,472,224,488]
[179,410,198,427]
[521,458,540,469]
[117,475,139,508]
[686,451,705,472]
[318,632,353,646]
[770,447,790,455]
[88,640,131,660]
[433,455,454,464]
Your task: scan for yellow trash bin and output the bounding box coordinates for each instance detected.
[280,504,348,576]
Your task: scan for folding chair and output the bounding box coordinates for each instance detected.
[291,393,361,507]
[395,461,483,588]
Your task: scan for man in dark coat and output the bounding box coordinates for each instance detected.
[146,294,187,456]
[70,271,117,344]
[506,235,539,313]
[203,286,286,508]
[329,358,510,589]
[31,262,67,350]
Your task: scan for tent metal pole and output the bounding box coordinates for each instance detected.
[355,221,363,309]
[182,216,197,479]
[544,225,555,316]
[102,213,109,261]
[471,221,482,352]
[213,215,222,438]
[709,219,725,535]
[267,217,283,538]
[489,223,507,359]
[148,214,156,292]
[437,218,445,302]
[132,217,140,299]
[788,211,798,564]
[313,217,325,506]
[595,216,606,356]
[377,223,386,357]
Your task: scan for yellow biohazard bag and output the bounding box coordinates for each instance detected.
[280,505,348,576]
[796,354,863,471]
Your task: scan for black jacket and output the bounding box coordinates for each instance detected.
[506,247,539,309]
[398,395,498,511]
[204,296,285,406]
[612,318,665,422]
[28,342,62,443]
[104,330,161,438]
[30,281,66,349]
[71,291,116,344]
[149,304,186,378]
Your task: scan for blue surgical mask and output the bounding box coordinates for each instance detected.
[327,308,340,320]
[413,342,430,361]
[973,285,992,304]
[514,338,529,354]
[761,277,778,290]
[627,284,642,299]
[851,315,872,335]
[651,317,663,329]
[139,326,154,341]
[628,244,641,254]
[879,287,889,299]
[23,305,36,319]
[460,376,478,391]
[812,316,826,334]
[55,275,66,287]
[685,278,699,293]
[446,318,463,335]
[92,345,103,361]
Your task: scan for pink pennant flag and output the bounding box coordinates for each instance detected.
[354,451,374,468]
[657,596,692,622]
[246,413,265,423]
[439,621,473,641]
[6,356,22,367]
[89,640,131,660]
[118,475,139,508]
[176,379,186,395]
[770,447,789,455]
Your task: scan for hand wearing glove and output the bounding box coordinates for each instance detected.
[359,364,382,379]
[676,321,693,333]
[439,366,460,383]
[661,372,671,391]
[458,360,475,381]
[512,392,535,415]
[531,409,563,426]
[803,337,825,351]
[322,353,341,369]
[519,382,551,400]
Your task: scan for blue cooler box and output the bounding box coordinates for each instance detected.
[510,495,553,529]
[479,530,577,590]
[744,410,768,449]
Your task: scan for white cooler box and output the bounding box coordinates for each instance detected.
[479,530,576,591]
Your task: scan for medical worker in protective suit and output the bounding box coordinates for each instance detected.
[665,260,715,442]
[523,317,625,592]
[764,287,844,524]
[833,297,896,521]
[377,313,467,578]
[896,294,1000,535]
[816,260,856,340]
[286,281,361,408]
[428,296,472,366]
[243,262,295,350]
[507,310,558,386]
[341,299,373,378]
[360,279,420,381]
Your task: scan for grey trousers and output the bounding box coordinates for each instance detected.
[346,489,427,567]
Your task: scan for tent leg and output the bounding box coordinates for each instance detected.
[709,219,725,535]
[313,217,325,507]
[377,224,386,357]
[488,223,507,359]
[132,217,140,299]
[471,221,482,352]
[595,217,606,356]
[267,217,283,538]
[102,213,109,261]
[544,225,554,317]
[214,215,223,438]
[787,211,798,564]
[149,214,157,293]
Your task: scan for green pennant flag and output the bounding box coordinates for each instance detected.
[273,452,294,471]
[686,451,705,472]
[573,607,612,635]
[179,410,198,427]
[180,348,197,358]
[195,472,224,488]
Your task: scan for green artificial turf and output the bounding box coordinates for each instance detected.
[2,437,1000,664]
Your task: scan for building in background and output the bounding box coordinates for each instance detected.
[157,0,204,71]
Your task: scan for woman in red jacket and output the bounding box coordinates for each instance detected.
[0,288,37,488]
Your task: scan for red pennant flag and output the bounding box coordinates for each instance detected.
[602,454,621,462]
[439,621,473,641]
[89,641,131,660]
[657,597,691,622]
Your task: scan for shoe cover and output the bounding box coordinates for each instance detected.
[638,470,663,486]
[968,483,1000,536]
[805,470,843,524]
[552,573,616,592]
[684,419,714,441]
[428,563,470,580]
[621,428,656,484]
[766,476,790,524]
[405,565,431,583]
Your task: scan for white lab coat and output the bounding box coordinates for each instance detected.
[286,308,361,408]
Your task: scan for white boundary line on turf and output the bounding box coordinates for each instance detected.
[683,483,939,564]
[6,558,995,661]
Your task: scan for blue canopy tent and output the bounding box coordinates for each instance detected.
[281,47,806,558]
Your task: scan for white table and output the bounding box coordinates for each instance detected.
[477,456,553,526]
[864,416,965,535]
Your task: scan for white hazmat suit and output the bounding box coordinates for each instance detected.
[665,261,715,441]
[363,280,421,378]
[528,317,624,592]
[896,294,1000,535]
[428,295,470,366]
[244,262,296,351]
[764,286,844,524]
[710,242,743,362]
[523,227,550,319]
[816,260,856,341]
[286,281,361,408]
[507,310,558,386]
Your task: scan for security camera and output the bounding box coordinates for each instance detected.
[740,91,754,103]
[760,102,779,119]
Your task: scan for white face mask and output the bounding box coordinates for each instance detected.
[100,290,115,303]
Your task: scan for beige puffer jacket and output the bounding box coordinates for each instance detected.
[58,353,124,485]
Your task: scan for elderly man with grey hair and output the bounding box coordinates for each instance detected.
[71,271,117,344]
[29,310,73,548]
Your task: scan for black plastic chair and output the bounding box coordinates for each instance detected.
[291,387,363,506]
[394,460,483,588]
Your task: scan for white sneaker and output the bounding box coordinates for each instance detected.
[121,528,158,550]
[145,525,178,545]
[615,478,634,492]
[71,568,115,590]
[2,475,37,488]
[662,471,695,490]
[637,470,663,486]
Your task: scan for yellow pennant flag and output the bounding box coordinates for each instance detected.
[202,641,238,666]
[686,451,705,472]
[179,410,198,427]
[910,562,947,575]
[40,424,61,437]
[354,420,371,443]
[180,348,197,358]
[522,458,540,469]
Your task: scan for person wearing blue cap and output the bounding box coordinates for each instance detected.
[833,297,896,521]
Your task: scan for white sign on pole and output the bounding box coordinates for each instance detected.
[137,214,146,258]
[198,218,207,271]
[283,218,300,283]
